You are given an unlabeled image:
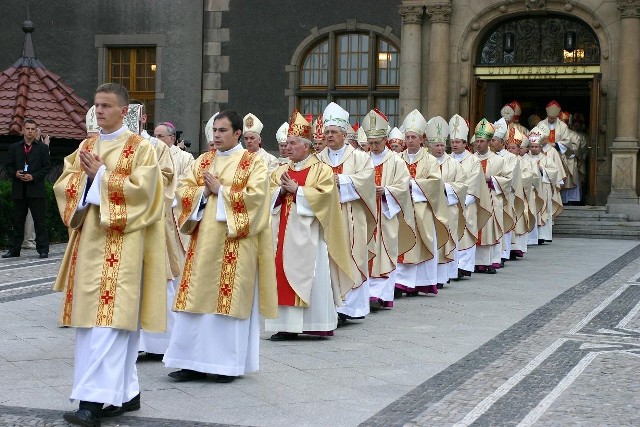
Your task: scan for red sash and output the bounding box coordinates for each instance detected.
[275,167,312,306]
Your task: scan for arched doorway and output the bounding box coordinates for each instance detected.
[471,14,602,205]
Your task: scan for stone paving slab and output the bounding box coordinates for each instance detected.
[0,238,637,426]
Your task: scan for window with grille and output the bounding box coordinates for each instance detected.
[298,32,399,127]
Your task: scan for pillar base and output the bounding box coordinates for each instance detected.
[606,137,640,218]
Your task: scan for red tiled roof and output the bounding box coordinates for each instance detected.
[0,21,89,139]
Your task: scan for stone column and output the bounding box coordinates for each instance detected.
[607,0,640,215]
[398,5,424,118]
[426,2,452,119]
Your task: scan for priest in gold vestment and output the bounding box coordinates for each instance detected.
[163,111,277,383]
[318,102,376,324]
[449,115,492,278]
[266,111,354,340]
[473,119,512,274]
[361,109,415,308]
[426,117,468,286]
[395,110,451,295]
[53,84,165,426]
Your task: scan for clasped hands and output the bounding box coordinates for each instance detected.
[79,150,105,179]
[203,171,221,197]
[280,172,299,194]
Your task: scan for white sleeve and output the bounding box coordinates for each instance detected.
[188,193,207,222]
[216,185,227,222]
[444,182,459,206]
[337,174,360,203]
[556,142,567,155]
[382,188,401,219]
[464,194,476,207]
[84,165,106,207]
[491,177,502,195]
[410,179,428,202]
[295,187,315,217]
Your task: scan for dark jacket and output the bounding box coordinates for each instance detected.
[5,139,52,199]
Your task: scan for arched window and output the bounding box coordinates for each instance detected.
[297,32,400,127]
[477,15,600,65]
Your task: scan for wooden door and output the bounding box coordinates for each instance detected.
[470,77,487,131]
[587,74,601,205]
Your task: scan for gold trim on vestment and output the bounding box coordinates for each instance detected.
[96,134,142,326]
[63,137,96,226]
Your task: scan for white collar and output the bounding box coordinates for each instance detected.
[370,148,388,166]
[328,144,347,156]
[435,154,446,164]
[100,125,128,141]
[407,148,422,162]
[451,151,468,161]
[292,155,312,171]
[217,143,243,157]
[497,149,507,157]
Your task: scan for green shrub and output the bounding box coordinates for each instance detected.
[0,180,69,249]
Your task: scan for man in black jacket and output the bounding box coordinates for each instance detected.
[3,119,51,258]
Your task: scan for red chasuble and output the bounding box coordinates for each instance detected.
[275,166,312,306]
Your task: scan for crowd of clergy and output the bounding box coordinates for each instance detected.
[53,82,588,426]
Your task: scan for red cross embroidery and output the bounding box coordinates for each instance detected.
[123,146,135,158]
[106,253,119,267]
[224,251,236,264]
[101,290,114,304]
[180,282,189,291]
[200,159,212,169]
[66,184,77,199]
[66,289,73,301]
[220,286,232,296]
[232,200,244,212]
[109,192,125,205]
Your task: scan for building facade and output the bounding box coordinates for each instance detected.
[0,0,638,214]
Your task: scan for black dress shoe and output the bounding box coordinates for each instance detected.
[168,369,207,381]
[138,352,164,361]
[63,409,101,426]
[270,332,299,341]
[538,239,546,245]
[39,253,48,259]
[211,374,237,383]
[2,251,19,258]
[486,267,497,274]
[101,393,140,417]
[436,283,444,289]
[500,259,505,268]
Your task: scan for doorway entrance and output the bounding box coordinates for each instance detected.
[471,74,601,205]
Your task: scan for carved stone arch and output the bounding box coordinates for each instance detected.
[285,22,401,112]
[454,0,613,116]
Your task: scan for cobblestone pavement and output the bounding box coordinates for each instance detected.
[0,238,638,426]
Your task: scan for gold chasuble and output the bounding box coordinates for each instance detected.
[541,144,565,219]
[474,151,510,246]
[53,131,166,332]
[530,153,561,227]
[153,141,185,280]
[174,147,277,319]
[270,155,355,307]
[369,150,416,279]
[438,154,469,246]
[319,145,376,288]
[399,148,453,264]
[453,151,492,250]
[516,155,542,234]
[498,150,526,235]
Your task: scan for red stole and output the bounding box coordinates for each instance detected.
[549,129,556,143]
[331,164,343,174]
[370,163,384,275]
[398,160,417,264]
[275,166,312,306]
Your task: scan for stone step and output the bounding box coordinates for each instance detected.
[553,227,640,238]
[553,219,640,228]
[561,205,607,211]
[553,232,640,240]
[557,210,628,220]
